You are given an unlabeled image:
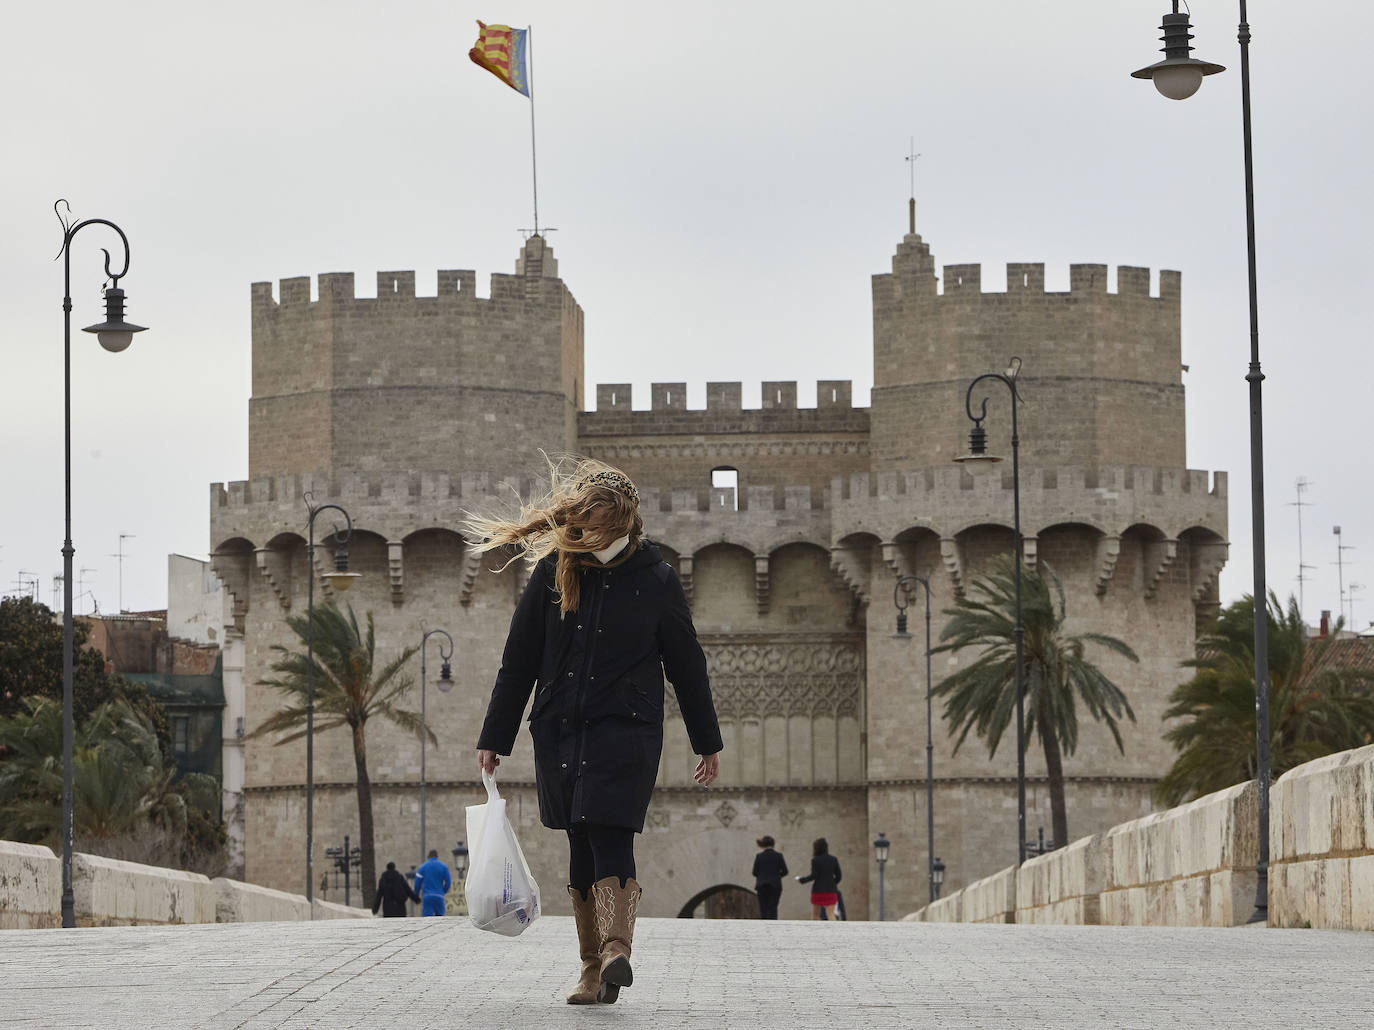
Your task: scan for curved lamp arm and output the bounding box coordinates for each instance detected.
[422,627,456,663]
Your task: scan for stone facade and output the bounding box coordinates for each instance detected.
[210,229,1227,921]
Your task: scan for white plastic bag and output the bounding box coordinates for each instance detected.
[464,769,541,936]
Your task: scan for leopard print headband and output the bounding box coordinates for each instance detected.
[581,470,639,504]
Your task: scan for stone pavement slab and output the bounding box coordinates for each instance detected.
[0,916,1370,1029]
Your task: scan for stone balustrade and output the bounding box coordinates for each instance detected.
[902,746,1370,930]
[0,845,375,927]
[1269,742,1374,931]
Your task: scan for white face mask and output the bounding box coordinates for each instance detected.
[592,536,630,564]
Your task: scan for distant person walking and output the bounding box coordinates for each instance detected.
[796,837,842,920]
[372,861,420,917]
[752,836,788,919]
[414,850,452,917]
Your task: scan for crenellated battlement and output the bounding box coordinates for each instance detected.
[929,262,1179,300]
[589,380,860,414]
[250,266,559,313]
[830,464,1226,544]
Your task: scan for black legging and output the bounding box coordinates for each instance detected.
[568,824,636,895]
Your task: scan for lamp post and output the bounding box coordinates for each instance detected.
[451,840,470,881]
[1132,0,1271,925]
[54,200,147,928]
[419,629,456,861]
[932,857,946,900]
[452,839,470,914]
[304,496,360,911]
[872,832,890,921]
[894,574,937,904]
[954,357,1027,866]
[325,835,362,907]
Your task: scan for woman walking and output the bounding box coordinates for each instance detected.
[796,837,842,920]
[471,458,723,1005]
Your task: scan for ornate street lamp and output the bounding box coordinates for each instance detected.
[894,574,937,904]
[873,832,890,921]
[1132,0,1271,926]
[54,200,147,928]
[932,857,946,900]
[325,835,362,907]
[303,496,359,912]
[954,357,1027,866]
[419,628,455,861]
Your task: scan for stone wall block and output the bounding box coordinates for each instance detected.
[0,840,60,929]
[72,853,216,926]
[1269,743,1374,929]
[212,877,312,922]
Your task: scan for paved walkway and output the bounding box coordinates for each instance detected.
[0,916,1369,1029]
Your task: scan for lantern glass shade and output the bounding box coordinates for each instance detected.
[932,857,946,886]
[323,570,361,592]
[1152,63,1205,100]
[873,833,890,864]
[437,662,455,693]
[452,841,470,878]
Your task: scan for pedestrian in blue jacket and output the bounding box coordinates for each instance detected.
[414,850,451,917]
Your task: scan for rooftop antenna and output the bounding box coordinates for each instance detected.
[14,570,40,602]
[1349,581,1365,632]
[905,139,922,235]
[79,567,98,615]
[1334,525,1356,628]
[1289,478,1315,619]
[111,533,134,612]
[51,573,64,611]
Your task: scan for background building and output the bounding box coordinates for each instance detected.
[210,227,1227,918]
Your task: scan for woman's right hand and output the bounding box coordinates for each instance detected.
[477,749,500,777]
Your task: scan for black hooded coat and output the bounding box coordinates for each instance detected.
[476,540,722,832]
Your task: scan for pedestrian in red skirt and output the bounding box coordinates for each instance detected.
[796,836,842,920]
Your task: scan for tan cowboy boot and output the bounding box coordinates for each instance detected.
[566,886,601,1005]
[592,875,641,1004]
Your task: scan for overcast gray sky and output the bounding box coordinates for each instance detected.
[3,1,1370,628]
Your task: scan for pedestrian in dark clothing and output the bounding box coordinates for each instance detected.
[796,837,842,920]
[372,861,420,917]
[471,458,723,1007]
[752,835,788,919]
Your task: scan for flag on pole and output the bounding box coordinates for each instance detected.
[469,21,530,97]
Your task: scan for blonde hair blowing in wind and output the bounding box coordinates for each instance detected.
[463,456,644,614]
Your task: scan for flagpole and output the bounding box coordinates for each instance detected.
[527,25,539,234]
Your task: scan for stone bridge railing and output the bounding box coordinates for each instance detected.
[0,843,372,928]
[905,743,1374,930]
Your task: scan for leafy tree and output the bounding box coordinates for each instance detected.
[0,596,168,746]
[252,603,427,908]
[932,556,1139,849]
[1156,593,1374,806]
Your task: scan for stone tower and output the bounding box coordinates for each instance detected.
[211,226,1227,922]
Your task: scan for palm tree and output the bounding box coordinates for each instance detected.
[253,603,426,908]
[932,556,1139,848]
[1156,593,1374,806]
[0,696,200,861]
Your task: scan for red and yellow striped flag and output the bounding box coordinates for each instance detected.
[469,21,530,97]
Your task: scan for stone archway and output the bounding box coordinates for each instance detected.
[676,883,761,919]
